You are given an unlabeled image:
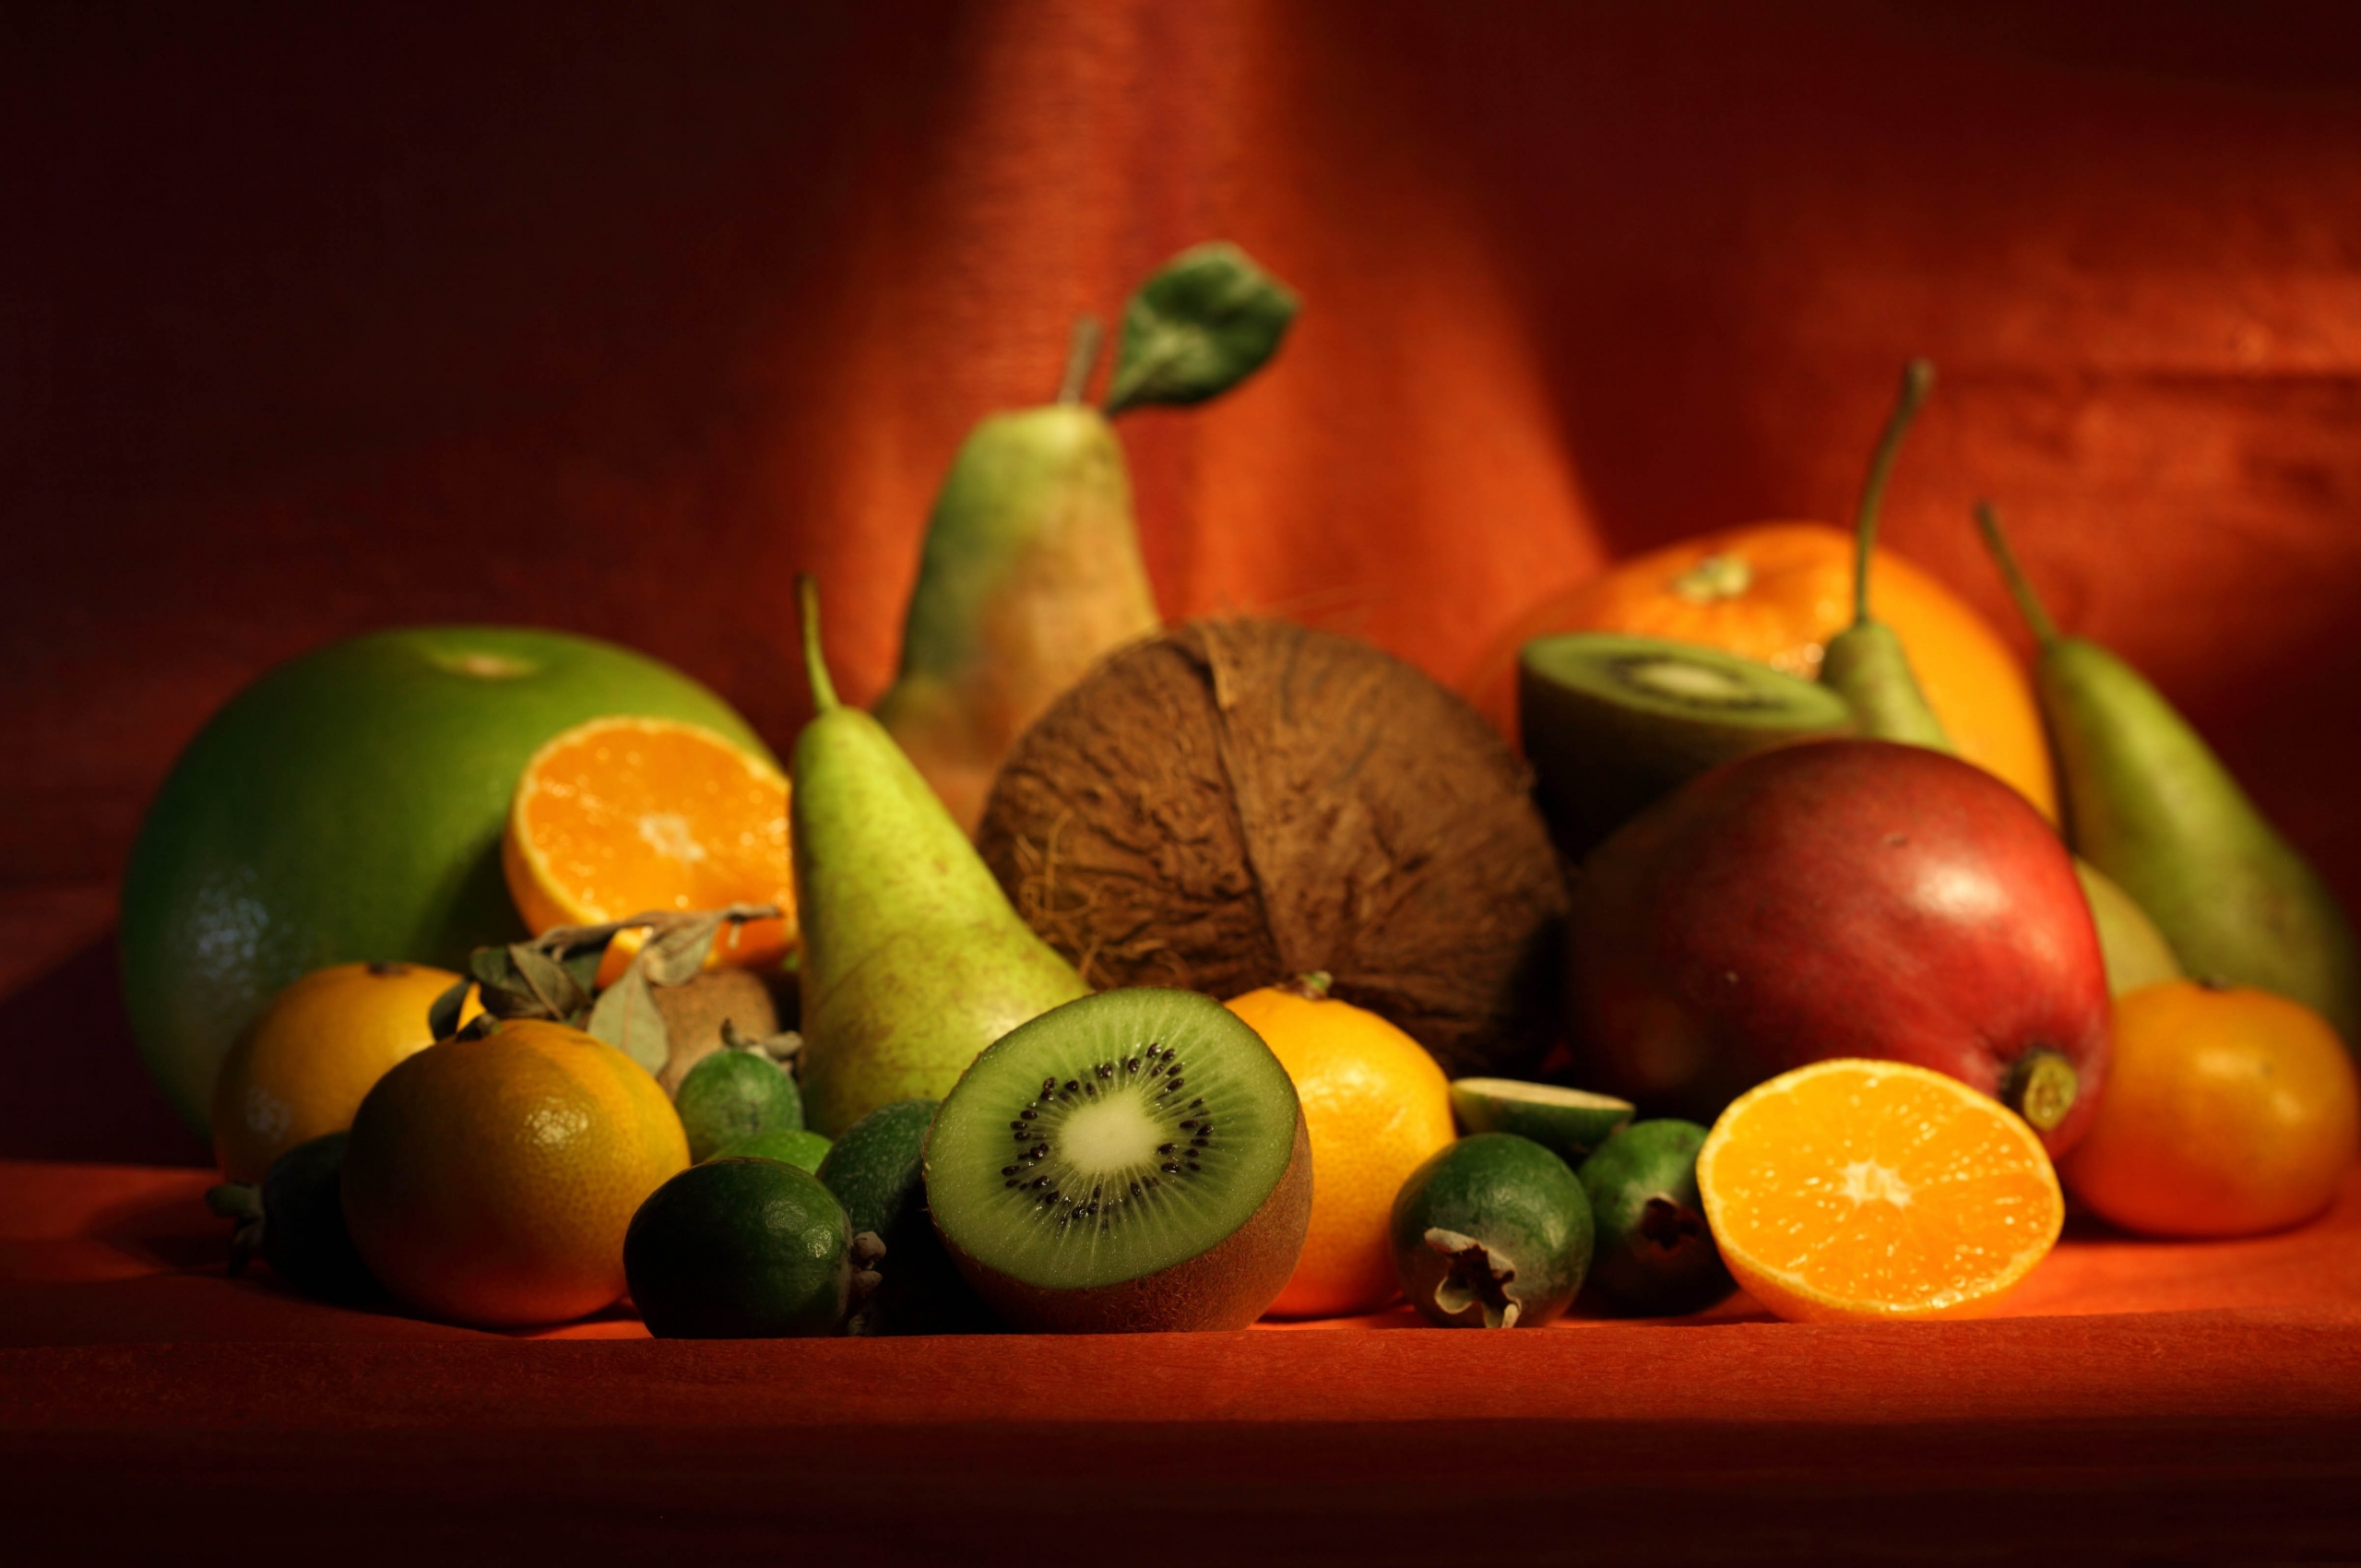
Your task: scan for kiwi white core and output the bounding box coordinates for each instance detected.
[926,989,1299,1292]
[1625,659,1751,705]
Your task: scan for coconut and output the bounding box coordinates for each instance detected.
[975,618,1568,1078]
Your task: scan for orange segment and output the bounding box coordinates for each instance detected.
[503,717,797,980]
[1696,1058,2064,1323]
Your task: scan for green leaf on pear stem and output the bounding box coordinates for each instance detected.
[1104,242,1299,415]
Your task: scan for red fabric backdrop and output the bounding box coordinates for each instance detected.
[6,1,2361,1148]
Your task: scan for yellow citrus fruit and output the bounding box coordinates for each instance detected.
[1226,976,1455,1317]
[1697,1058,2064,1323]
[2061,980,2358,1238]
[503,716,798,985]
[340,1017,689,1326]
[209,960,479,1183]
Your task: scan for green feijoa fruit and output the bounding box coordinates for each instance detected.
[1389,1133,1592,1329]
[1449,1077,1634,1165]
[674,1048,803,1163]
[1577,1119,1735,1317]
[924,988,1312,1334]
[817,1099,1000,1335]
[710,1127,833,1173]
[208,1131,385,1304]
[624,1158,860,1337]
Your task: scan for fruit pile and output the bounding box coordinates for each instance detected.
[139,250,2358,1339]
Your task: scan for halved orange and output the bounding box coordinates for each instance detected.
[1695,1059,2064,1323]
[503,717,797,983]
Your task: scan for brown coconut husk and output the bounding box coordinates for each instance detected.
[976,617,1568,1079]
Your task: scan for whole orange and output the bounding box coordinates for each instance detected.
[341,1017,689,1326]
[1227,975,1455,1318]
[209,961,478,1182]
[1461,522,2056,818]
[2061,980,2358,1238]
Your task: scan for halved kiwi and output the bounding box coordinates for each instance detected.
[924,988,1311,1333]
[1519,632,1854,858]
[1450,1077,1633,1165]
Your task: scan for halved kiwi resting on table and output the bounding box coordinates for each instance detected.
[1519,632,1853,858]
[1449,1077,1633,1166]
[924,988,1311,1333]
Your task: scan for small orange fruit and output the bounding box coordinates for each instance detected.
[209,960,480,1182]
[1226,974,1456,1318]
[340,1017,690,1326]
[504,716,797,983]
[1696,1058,2064,1323]
[2061,980,2358,1238]
[1462,522,2056,817]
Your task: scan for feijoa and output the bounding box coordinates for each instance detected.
[623,1158,867,1337]
[817,1099,999,1335]
[1577,1119,1735,1317]
[207,1131,384,1304]
[674,1048,803,1162]
[711,1126,833,1173]
[1449,1077,1634,1165]
[1389,1133,1592,1328]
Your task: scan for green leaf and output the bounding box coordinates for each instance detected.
[585,963,670,1077]
[1104,242,1299,416]
[426,979,473,1041]
[509,944,587,1019]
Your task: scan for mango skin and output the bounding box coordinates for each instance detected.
[1566,740,2113,1156]
[875,405,1159,834]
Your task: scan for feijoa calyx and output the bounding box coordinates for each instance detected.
[1389,1133,1592,1329]
[924,988,1311,1333]
[1450,1077,1633,1166]
[1577,1119,1735,1317]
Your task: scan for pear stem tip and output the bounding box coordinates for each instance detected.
[797,573,840,714]
[1971,501,2061,647]
[1058,316,1105,405]
[1851,357,1936,628]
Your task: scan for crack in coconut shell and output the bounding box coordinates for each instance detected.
[978,618,1567,1078]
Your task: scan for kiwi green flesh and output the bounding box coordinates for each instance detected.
[1450,1077,1634,1165]
[926,989,1302,1296]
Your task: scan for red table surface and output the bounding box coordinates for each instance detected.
[5,1154,2361,1561]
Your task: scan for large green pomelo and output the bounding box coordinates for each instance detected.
[121,626,773,1132]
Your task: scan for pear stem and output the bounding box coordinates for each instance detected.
[1972,501,2061,647]
[797,573,840,714]
[1851,358,1935,628]
[1057,316,1104,405]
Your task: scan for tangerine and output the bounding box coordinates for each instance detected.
[209,961,479,1183]
[1227,974,1456,1318]
[2060,980,2358,1238]
[341,1017,689,1326]
[1695,1058,2065,1323]
[504,716,798,984]
[1462,522,2055,817]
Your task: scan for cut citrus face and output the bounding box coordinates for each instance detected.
[503,717,797,980]
[1695,1058,2064,1323]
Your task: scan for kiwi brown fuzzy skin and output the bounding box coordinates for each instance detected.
[930,1110,1312,1334]
[977,618,1567,1080]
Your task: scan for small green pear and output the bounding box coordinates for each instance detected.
[1819,359,1952,749]
[873,388,1158,835]
[876,244,1299,834]
[1975,503,2358,1042]
[2075,860,2184,996]
[791,576,1092,1134]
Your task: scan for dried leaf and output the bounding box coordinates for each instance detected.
[586,964,670,1076]
[639,911,728,989]
[1104,242,1299,415]
[509,943,587,1019]
[721,1019,803,1065]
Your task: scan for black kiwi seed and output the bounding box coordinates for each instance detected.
[1161,1162,1181,1174]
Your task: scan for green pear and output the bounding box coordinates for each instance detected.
[2075,860,2184,996]
[791,576,1091,1134]
[1975,504,2358,1042]
[1819,359,1952,749]
[873,395,1157,835]
[875,244,1299,835]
